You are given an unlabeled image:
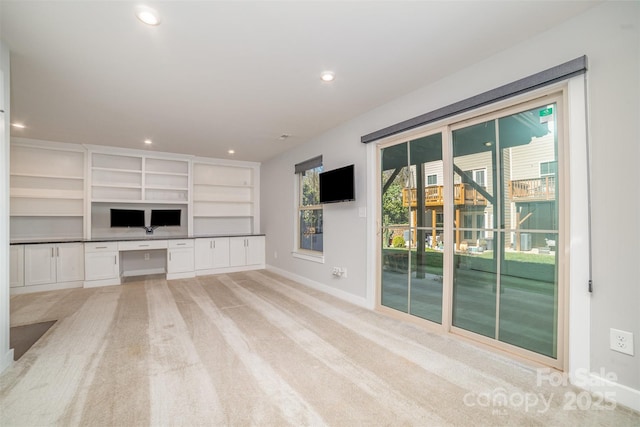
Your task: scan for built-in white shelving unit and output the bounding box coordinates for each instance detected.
[192,158,260,235]
[90,151,190,204]
[10,140,86,240]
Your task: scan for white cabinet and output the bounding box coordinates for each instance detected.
[84,242,120,284]
[194,237,230,270]
[90,151,190,204]
[167,239,195,279]
[24,243,84,287]
[229,236,265,267]
[10,245,24,288]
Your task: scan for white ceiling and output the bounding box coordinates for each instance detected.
[1,1,597,162]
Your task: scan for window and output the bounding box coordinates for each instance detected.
[295,156,323,255]
[427,174,438,186]
[540,161,557,176]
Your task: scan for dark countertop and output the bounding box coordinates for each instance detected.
[10,234,265,245]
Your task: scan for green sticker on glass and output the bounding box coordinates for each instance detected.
[539,107,553,117]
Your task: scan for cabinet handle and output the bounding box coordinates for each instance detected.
[169,253,172,261]
[177,243,186,246]
[114,255,117,265]
[56,247,60,257]
[213,241,216,249]
[96,246,108,249]
[139,244,150,247]
[210,241,213,249]
[51,247,54,257]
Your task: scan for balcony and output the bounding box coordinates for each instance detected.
[402,184,487,207]
[509,176,556,201]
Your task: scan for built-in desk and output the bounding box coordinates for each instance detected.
[11,235,265,294]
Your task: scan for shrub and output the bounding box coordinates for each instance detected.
[392,235,405,248]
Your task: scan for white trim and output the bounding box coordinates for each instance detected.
[566,76,591,381]
[291,251,324,264]
[121,267,165,277]
[365,142,377,310]
[585,372,640,413]
[195,264,265,276]
[10,280,83,295]
[267,264,369,309]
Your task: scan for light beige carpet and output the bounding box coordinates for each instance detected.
[1,270,638,426]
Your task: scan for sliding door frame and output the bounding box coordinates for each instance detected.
[375,83,570,370]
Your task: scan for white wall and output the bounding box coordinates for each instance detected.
[0,41,14,372]
[261,0,639,400]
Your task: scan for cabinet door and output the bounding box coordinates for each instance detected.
[24,244,57,286]
[56,243,85,283]
[212,238,230,269]
[246,236,265,266]
[229,237,247,267]
[85,252,120,281]
[194,239,214,270]
[10,245,25,288]
[168,247,195,274]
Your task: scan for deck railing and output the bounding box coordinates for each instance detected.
[402,184,487,207]
[509,176,556,201]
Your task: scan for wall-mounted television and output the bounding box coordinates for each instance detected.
[319,164,355,203]
[110,209,145,228]
[150,209,181,227]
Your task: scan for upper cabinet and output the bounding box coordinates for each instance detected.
[89,150,190,204]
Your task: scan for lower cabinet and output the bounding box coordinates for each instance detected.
[194,237,230,270]
[24,243,84,287]
[10,245,24,288]
[167,239,195,277]
[84,242,120,284]
[229,236,265,267]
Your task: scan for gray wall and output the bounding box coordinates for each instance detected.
[261,1,639,392]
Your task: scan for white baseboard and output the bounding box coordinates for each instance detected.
[584,372,640,413]
[195,264,265,276]
[167,271,196,280]
[83,277,121,288]
[266,265,369,309]
[1,348,14,374]
[10,280,83,295]
[121,268,165,277]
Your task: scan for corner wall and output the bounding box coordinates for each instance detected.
[261,1,639,404]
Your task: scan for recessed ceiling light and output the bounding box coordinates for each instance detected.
[228,149,235,155]
[11,123,26,129]
[321,71,335,82]
[144,139,153,145]
[136,6,161,26]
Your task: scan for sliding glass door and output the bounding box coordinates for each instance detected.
[378,96,562,364]
[380,132,444,324]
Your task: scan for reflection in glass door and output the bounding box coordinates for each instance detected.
[451,103,559,359]
[380,133,444,324]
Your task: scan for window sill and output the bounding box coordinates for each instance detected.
[292,251,325,264]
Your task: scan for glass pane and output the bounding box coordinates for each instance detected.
[409,133,443,323]
[301,166,322,206]
[452,119,497,337]
[381,227,410,313]
[498,104,559,358]
[498,232,558,358]
[299,209,323,251]
[381,142,411,314]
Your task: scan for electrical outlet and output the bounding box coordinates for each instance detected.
[610,328,634,356]
[332,267,341,276]
[144,253,150,261]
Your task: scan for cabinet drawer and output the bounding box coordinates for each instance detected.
[85,242,118,253]
[168,239,194,249]
[118,240,167,251]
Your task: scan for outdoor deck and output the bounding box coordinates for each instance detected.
[402,183,487,207]
[509,176,556,201]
